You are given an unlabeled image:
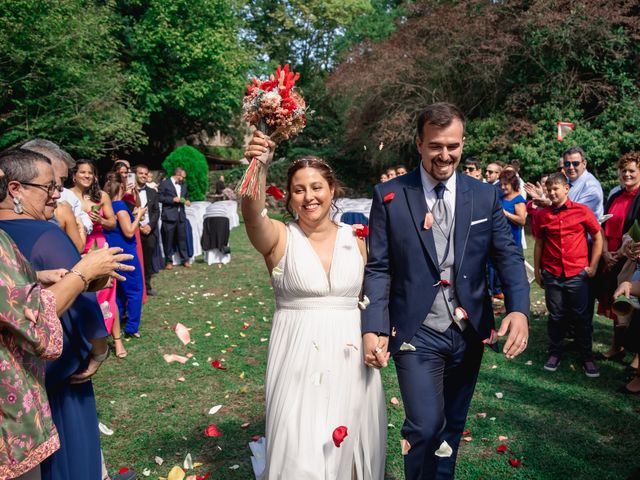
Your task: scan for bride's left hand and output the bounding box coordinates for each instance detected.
[363,332,390,369]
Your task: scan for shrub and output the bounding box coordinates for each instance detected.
[163,146,209,201]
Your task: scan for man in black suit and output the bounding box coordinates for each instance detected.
[135,164,160,294]
[159,167,191,269]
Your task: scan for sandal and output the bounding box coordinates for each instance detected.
[113,337,127,359]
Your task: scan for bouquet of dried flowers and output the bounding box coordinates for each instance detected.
[236,64,307,199]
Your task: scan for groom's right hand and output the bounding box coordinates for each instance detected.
[363,333,390,369]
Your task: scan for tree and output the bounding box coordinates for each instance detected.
[0,0,144,157]
[162,145,209,201]
[114,0,253,158]
[329,0,640,191]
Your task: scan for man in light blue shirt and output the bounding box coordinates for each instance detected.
[563,146,604,218]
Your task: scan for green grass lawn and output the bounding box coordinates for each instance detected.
[95,228,640,479]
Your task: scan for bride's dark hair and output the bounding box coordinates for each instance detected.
[285,156,344,219]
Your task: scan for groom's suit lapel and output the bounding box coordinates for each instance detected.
[454,174,472,281]
[403,169,439,269]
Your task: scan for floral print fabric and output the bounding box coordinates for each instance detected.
[0,229,61,479]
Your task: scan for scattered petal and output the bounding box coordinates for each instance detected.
[400,342,416,351]
[435,440,453,457]
[155,456,164,465]
[204,424,222,437]
[208,405,222,415]
[498,435,508,442]
[390,397,400,406]
[99,422,114,436]
[463,436,473,442]
[211,360,226,370]
[177,377,186,382]
[332,426,348,447]
[119,468,130,474]
[260,337,269,342]
[183,453,194,470]
[140,393,148,398]
[204,332,211,337]
[229,465,240,470]
[495,392,503,399]
[142,468,151,477]
[167,466,186,480]
[242,322,250,330]
[241,422,250,429]
[462,430,471,435]
[239,371,245,379]
[491,364,498,369]
[163,354,189,364]
[509,458,522,467]
[525,360,533,365]
[175,323,191,345]
[401,438,411,455]
[476,412,487,418]
[496,444,508,453]
[490,417,496,421]
[239,332,247,337]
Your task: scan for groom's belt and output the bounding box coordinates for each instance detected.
[276,296,358,310]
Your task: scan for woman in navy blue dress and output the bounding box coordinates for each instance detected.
[103,173,146,337]
[0,148,135,480]
[499,169,527,248]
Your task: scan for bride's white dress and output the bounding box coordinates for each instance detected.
[251,222,387,479]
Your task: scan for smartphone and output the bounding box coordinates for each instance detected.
[127,172,136,186]
[91,203,102,213]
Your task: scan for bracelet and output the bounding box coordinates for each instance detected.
[91,349,109,362]
[65,269,90,292]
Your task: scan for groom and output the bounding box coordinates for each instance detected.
[362,102,529,479]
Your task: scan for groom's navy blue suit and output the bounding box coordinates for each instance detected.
[363,168,529,479]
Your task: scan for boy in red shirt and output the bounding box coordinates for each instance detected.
[534,173,603,377]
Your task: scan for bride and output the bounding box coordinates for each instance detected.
[242,131,387,479]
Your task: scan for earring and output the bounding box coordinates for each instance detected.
[13,197,23,214]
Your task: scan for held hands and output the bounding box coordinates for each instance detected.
[37,269,68,287]
[363,332,390,369]
[497,311,529,359]
[602,250,619,270]
[244,131,276,164]
[623,239,640,261]
[584,266,596,278]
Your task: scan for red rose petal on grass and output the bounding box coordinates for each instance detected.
[204,424,222,437]
[509,458,522,467]
[462,429,471,436]
[211,360,226,370]
[383,192,395,203]
[196,474,211,480]
[266,185,285,200]
[496,444,508,453]
[119,468,129,474]
[332,426,348,447]
[242,322,250,330]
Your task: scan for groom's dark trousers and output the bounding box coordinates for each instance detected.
[362,169,529,480]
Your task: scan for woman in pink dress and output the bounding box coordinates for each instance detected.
[70,160,127,358]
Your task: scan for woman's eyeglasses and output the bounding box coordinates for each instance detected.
[20,181,62,196]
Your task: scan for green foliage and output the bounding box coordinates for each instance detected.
[163,145,209,201]
[115,0,253,154]
[0,0,144,156]
[201,146,244,162]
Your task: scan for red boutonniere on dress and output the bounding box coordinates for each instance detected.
[237,65,307,200]
[265,184,285,200]
[352,224,369,239]
[383,192,395,203]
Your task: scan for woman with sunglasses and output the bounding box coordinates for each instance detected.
[0,149,134,480]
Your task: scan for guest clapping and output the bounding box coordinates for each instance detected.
[499,169,527,248]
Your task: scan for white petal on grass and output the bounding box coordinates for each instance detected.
[495,392,504,399]
[98,422,114,436]
[183,453,193,470]
[208,405,222,415]
[154,456,164,465]
[229,464,240,470]
[142,468,151,476]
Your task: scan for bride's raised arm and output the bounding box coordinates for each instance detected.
[240,131,287,265]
